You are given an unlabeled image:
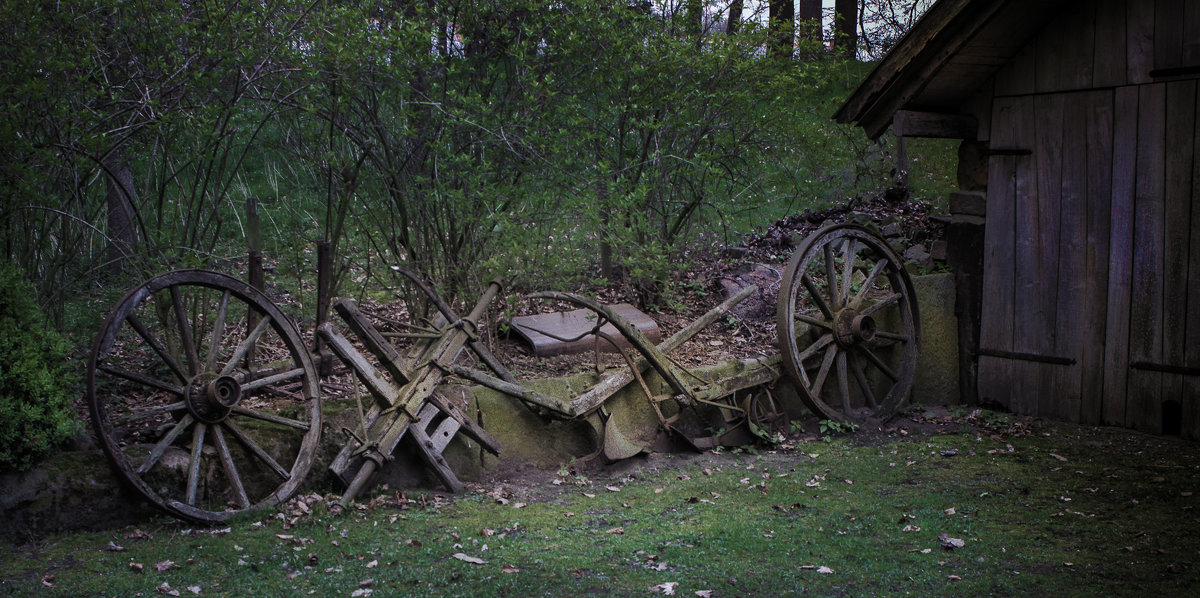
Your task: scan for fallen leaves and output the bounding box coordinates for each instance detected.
[452,553,486,564]
[800,564,833,574]
[939,534,966,549]
[648,581,678,594]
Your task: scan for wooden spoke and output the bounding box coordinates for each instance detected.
[220,316,272,376]
[874,330,910,343]
[851,259,889,310]
[240,367,306,393]
[224,420,290,480]
[114,402,187,426]
[836,351,852,416]
[801,274,834,319]
[127,314,189,384]
[98,364,184,396]
[796,313,833,330]
[777,224,918,422]
[204,290,231,373]
[824,241,839,309]
[185,422,208,506]
[849,353,879,409]
[810,344,838,400]
[855,344,899,381]
[798,333,835,363]
[212,425,250,509]
[230,405,311,431]
[860,292,902,317]
[170,285,201,377]
[840,239,857,307]
[89,270,320,523]
[136,414,194,475]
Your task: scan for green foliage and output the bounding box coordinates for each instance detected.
[1,0,952,323]
[818,418,860,436]
[0,263,81,472]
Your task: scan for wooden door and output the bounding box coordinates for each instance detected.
[976,82,1199,438]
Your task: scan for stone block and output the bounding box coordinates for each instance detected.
[910,272,960,406]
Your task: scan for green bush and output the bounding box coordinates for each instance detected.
[0,263,81,472]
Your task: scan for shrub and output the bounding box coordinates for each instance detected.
[0,262,81,472]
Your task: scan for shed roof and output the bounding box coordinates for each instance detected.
[834,0,1073,139]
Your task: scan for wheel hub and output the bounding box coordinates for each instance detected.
[834,310,876,348]
[186,373,242,424]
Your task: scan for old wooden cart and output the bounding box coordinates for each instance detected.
[87,223,919,523]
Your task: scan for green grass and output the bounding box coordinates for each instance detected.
[8,413,1193,596]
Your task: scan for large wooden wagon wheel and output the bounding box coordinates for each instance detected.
[777,224,920,422]
[87,270,321,523]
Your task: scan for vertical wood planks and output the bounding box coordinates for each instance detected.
[1028,94,1064,417]
[978,97,1020,410]
[1186,87,1200,440]
[1155,0,1185,70]
[1184,0,1200,65]
[1127,0,1155,84]
[1036,2,1095,93]
[1103,86,1139,428]
[1092,0,1128,88]
[995,44,1037,97]
[1055,92,1089,423]
[1129,83,1166,434]
[1163,80,1197,436]
[1010,96,1041,415]
[1080,90,1114,426]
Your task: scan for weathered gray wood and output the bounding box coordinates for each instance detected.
[1185,87,1200,440]
[1036,2,1094,93]
[319,323,400,408]
[334,299,412,383]
[893,110,978,139]
[1155,0,1185,71]
[1103,86,1139,427]
[1053,90,1088,423]
[1092,0,1129,88]
[567,285,756,415]
[1012,96,1051,415]
[1163,80,1196,435]
[1128,83,1166,434]
[1126,0,1155,84]
[994,42,1037,96]
[408,403,464,493]
[1080,90,1114,426]
[1185,0,1200,65]
[977,97,1020,409]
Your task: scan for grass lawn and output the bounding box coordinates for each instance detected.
[2,409,1197,597]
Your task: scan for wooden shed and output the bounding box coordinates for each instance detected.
[835,0,1200,438]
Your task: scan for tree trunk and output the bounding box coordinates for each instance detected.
[726,0,743,35]
[768,0,795,60]
[105,154,137,275]
[835,0,858,59]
